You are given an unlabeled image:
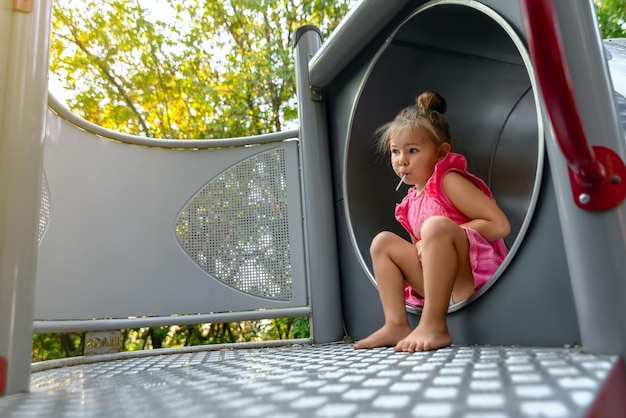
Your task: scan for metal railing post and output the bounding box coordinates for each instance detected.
[521,0,626,357]
[0,0,52,395]
[292,25,344,343]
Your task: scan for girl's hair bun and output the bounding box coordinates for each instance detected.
[416,90,447,114]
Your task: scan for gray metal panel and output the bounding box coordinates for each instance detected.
[36,110,307,319]
[392,4,524,66]
[491,89,541,248]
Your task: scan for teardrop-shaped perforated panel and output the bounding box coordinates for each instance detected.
[175,149,293,301]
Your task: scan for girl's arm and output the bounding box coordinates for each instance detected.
[442,172,510,242]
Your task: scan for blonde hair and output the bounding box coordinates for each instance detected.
[375,90,452,155]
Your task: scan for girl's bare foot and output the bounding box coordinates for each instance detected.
[393,323,451,352]
[353,324,412,349]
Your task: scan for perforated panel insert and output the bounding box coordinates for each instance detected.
[176,148,293,300]
[38,173,50,242]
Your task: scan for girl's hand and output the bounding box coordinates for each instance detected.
[442,172,511,242]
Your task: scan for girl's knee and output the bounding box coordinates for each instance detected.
[420,216,458,241]
[370,231,398,255]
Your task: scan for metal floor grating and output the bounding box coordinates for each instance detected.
[0,343,619,417]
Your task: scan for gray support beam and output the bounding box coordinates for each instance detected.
[0,0,52,395]
[293,26,345,343]
[541,0,626,356]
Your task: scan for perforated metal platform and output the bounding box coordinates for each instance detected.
[0,343,620,417]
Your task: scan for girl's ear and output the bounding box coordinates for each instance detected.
[437,143,451,160]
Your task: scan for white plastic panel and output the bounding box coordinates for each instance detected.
[35,109,306,320]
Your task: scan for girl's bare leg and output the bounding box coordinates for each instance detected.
[395,216,474,352]
[353,231,423,349]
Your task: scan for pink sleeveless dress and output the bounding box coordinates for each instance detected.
[394,153,507,307]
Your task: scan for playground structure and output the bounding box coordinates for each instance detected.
[2,0,626,416]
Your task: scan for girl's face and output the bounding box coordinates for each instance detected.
[389,126,449,191]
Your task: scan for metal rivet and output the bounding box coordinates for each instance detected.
[611,175,622,185]
[579,193,591,205]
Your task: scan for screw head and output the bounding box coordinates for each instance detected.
[579,193,591,205]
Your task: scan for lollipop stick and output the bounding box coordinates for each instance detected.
[396,175,406,191]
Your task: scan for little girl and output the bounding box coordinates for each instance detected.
[354,91,510,352]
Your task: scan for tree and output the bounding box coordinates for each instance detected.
[595,0,626,38]
[49,0,355,138]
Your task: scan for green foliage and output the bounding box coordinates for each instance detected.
[595,0,626,38]
[32,333,83,362]
[50,0,355,138]
[264,317,310,340]
[33,318,309,362]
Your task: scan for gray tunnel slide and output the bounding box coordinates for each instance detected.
[322,1,583,346]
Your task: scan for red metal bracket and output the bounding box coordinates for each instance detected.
[521,0,626,211]
[569,146,626,210]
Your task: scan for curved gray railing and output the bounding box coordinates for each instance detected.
[33,308,311,333]
[48,94,299,148]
